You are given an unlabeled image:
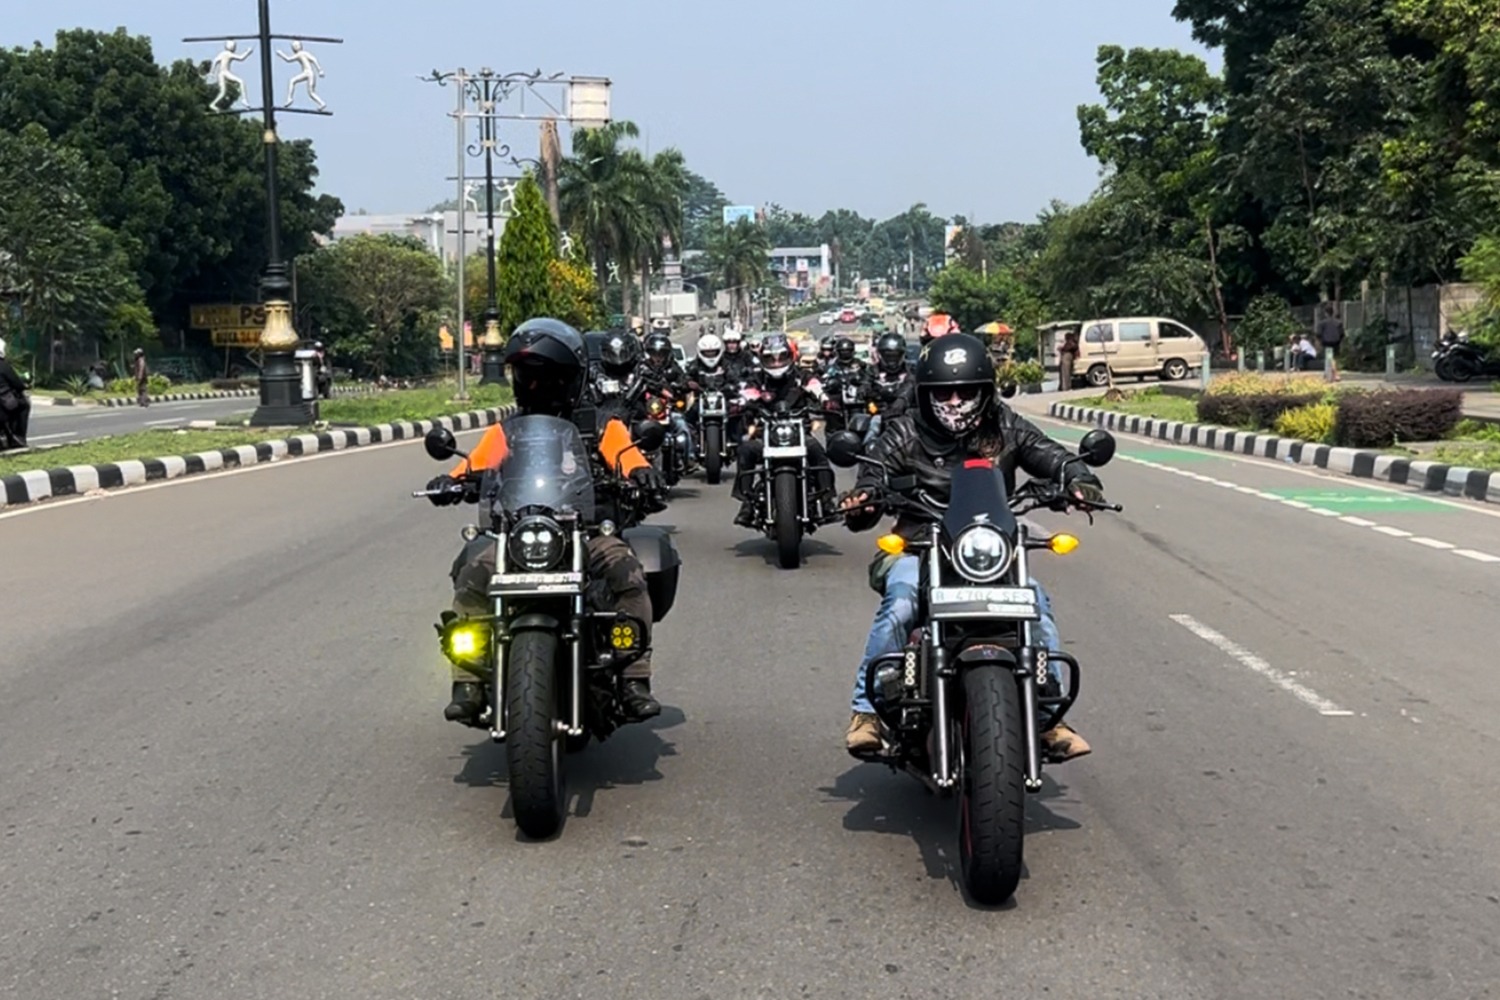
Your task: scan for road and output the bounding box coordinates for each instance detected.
[26,395,260,444]
[2,412,1498,999]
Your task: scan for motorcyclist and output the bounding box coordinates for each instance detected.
[313,341,332,399]
[731,332,835,527]
[839,332,1101,761]
[424,318,668,724]
[858,331,916,444]
[0,337,31,450]
[814,339,837,377]
[921,313,960,343]
[638,330,694,462]
[721,328,752,382]
[818,336,867,433]
[684,332,729,389]
[587,328,644,423]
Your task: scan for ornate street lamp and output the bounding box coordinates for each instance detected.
[186,2,340,426]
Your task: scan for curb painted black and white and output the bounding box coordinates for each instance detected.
[1049,401,1500,505]
[34,385,378,408]
[1,406,516,509]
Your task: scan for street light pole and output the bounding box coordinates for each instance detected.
[186,4,340,427]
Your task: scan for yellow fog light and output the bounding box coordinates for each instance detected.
[442,621,490,665]
[1048,533,1080,555]
[877,533,906,555]
[610,622,638,650]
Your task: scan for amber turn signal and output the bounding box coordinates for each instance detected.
[1048,533,1080,555]
[877,533,906,555]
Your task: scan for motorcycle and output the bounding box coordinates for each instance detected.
[642,391,692,487]
[692,380,734,485]
[414,419,681,840]
[737,398,841,570]
[825,426,1121,905]
[819,371,863,434]
[1434,335,1500,382]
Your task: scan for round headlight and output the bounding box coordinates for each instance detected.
[772,423,795,445]
[952,525,1013,582]
[507,515,566,571]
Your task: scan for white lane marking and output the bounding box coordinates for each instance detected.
[1106,449,1500,567]
[30,432,78,442]
[1169,614,1354,717]
[144,419,183,426]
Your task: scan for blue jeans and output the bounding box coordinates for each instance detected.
[861,414,883,449]
[850,554,1062,713]
[669,412,695,460]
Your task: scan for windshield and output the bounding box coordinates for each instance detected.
[494,414,596,521]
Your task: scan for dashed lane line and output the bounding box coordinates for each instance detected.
[1170,614,1355,717]
[1119,453,1500,567]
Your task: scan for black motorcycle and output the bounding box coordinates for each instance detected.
[826,426,1121,905]
[641,390,692,487]
[1434,336,1500,382]
[737,399,841,569]
[693,381,734,485]
[415,419,680,840]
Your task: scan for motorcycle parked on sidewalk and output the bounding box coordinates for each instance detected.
[414,420,681,840]
[826,426,1121,905]
[736,400,841,570]
[1434,335,1500,382]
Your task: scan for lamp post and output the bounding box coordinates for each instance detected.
[187,2,340,426]
[421,68,613,386]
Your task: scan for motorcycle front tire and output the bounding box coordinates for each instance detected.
[506,629,567,839]
[773,468,802,570]
[958,664,1025,906]
[703,423,723,484]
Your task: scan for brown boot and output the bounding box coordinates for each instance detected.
[845,712,882,752]
[1041,721,1091,763]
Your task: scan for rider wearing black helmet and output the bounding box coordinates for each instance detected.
[588,329,644,421]
[857,331,916,443]
[838,332,1103,759]
[731,332,835,527]
[426,318,667,724]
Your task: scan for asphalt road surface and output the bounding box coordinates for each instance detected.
[1,413,1497,999]
[26,396,259,444]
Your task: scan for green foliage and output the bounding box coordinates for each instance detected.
[929,266,1007,333]
[1235,294,1303,354]
[1458,235,1500,339]
[1198,390,1327,428]
[107,373,171,394]
[997,359,1046,386]
[1274,402,1339,442]
[1203,371,1332,397]
[1088,387,1202,422]
[705,219,771,325]
[318,384,510,425]
[1334,388,1463,446]
[495,175,558,338]
[548,258,603,331]
[296,234,449,377]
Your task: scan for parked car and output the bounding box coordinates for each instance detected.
[1075,316,1207,387]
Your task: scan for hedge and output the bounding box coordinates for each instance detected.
[1333,389,1463,448]
[1197,392,1325,429]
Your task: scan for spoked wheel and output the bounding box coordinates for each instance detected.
[703,423,723,484]
[1086,364,1109,388]
[772,469,802,570]
[1162,358,1189,381]
[957,665,1025,905]
[505,629,566,839]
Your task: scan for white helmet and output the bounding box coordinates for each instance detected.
[696,333,724,369]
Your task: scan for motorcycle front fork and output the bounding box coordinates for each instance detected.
[928,622,1044,793]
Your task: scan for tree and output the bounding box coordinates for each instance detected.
[559,121,652,293]
[0,124,144,374]
[548,258,603,331]
[706,219,770,326]
[294,234,448,377]
[495,175,559,338]
[0,28,341,331]
[928,266,1007,333]
[680,168,729,251]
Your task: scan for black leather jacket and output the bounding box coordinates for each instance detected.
[638,360,689,398]
[742,369,823,424]
[861,366,915,415]
[685,359,734,389]
[822,361,867,405]
[850,408,1087,539]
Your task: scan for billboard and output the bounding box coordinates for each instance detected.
[944,225,963,261]
[722,205,756,227]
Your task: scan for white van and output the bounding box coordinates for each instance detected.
[1074,316,1207,387]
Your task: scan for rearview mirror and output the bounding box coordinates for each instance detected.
[998,380,1019,399]
[424,427,459,461]
[1079,428,1116,467]
[826,430,863,468]
[632,420,668,452]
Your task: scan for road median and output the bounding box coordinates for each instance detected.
[2,387,513,508]
[1048,399,1500,505]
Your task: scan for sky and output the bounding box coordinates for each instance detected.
[4,0,1218,225]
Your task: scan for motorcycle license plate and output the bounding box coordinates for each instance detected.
[842,385,859,403]
[930,586,1039,618]
[598,378,622,394]
[702,392,726,416]
[489,571,584,595]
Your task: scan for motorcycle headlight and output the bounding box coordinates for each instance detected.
[772,423,795,445]
[507,515,566,571]
[442,620,491,667]
[952,525,1014,583]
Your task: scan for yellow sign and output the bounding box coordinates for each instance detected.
[210,328,266,347]
[437,324,475,351]
[191,304,266,331]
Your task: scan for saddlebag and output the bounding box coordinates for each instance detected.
[621,525,682,621]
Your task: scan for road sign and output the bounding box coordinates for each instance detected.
[210,328,265,347]
[190,304,266,330]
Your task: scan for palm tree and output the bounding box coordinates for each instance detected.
[558,121,652,314]
[634,148,687,319]
[707,218,770,327]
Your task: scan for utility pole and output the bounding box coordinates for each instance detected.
[187,2,340,426]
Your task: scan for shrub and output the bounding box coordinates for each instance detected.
[997,359,1045,386]
[1197,391,1325,429]
[1333,389,1463,448]
[1204,372,1328,397]
[1274,402,1337,443]
[108,373,172,395]
[210,378,247,390]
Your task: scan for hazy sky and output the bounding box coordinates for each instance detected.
[4,1,1217,224]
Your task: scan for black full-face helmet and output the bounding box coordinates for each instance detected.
[758,333,795,381]
[598,329,641,378]
[818,339,835,361]
[504,318,586,415]
[875,331,907,374]
[643,331,673,368]
[834,336,856,363]
[914,333,996,437]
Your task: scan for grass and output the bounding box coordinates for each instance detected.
[1081,387,1200,423]
[0,428,295,478]
[317,383,510,424]
[1428,442,1500,471]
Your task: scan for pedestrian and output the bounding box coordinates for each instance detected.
[1057,330,1080,391]
[133,348,150,407]
[1293,333,1319,371]
[1316,303,1344,382]
[0,337,32,449]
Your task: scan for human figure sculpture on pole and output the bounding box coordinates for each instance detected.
[207,40,253,110]
[498,179,518,218]
[463,182,480,216]
[278,40,326,110]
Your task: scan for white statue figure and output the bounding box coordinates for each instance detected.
[462,182,479,216]
[277,40,326,110]
[497,179,518,217]
[207,40,253,110]
[606,260,621,284]
[559,231,575,258]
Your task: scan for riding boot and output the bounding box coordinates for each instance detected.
[444,682,484,724]
[620,679,661,721]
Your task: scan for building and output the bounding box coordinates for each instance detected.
[331,211,505,265]
[767,245,832,303]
